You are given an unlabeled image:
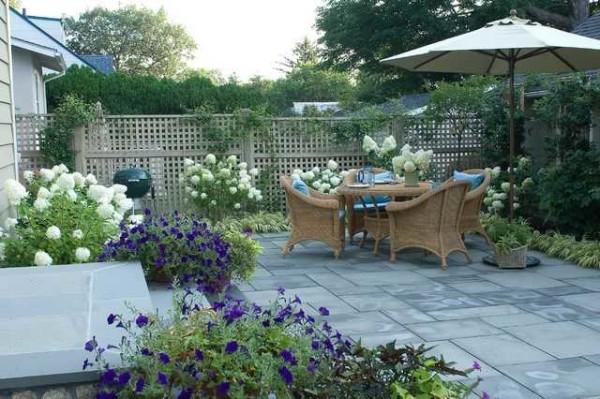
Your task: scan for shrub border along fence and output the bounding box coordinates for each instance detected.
[16,107,482,213]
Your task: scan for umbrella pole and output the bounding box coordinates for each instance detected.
[508,52,516,222]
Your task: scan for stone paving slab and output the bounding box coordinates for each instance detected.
[497,358,600,399]
[251,233,600,399]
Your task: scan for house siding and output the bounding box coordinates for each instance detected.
[0,0,17,221]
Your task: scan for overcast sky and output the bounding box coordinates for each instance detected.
[19,0,324,81]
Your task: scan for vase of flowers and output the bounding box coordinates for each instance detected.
[362,134,397,170]
[392,144,434,187]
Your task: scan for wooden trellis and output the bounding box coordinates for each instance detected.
[15,112,482,213]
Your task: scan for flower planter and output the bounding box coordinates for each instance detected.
[404,170,419,187]
[494,245,528,269]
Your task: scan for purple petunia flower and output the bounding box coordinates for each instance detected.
[318,306,330,316]
[96,391,117,399]
[118,371,131,386]
[195,349,204,361]
[135,313,149,328]
[278,366,294,385]
[135,377,145,393]
[217,382,230,396]
[224,305,245,324]
[307,358,318,373]
[225,340,238,354]
[82,358,92,370]
[159,352,171,364]
[280,349,298,365]
[482,392,490,399]
[311,340,320,350]
[178,389,192,399]
[472,361,482,371]
[100,368,117,384]
[277,287,285,295]
[140,347,153,356]
[84,336,97,352]
[157,372,169,385]
[107,313,117,325]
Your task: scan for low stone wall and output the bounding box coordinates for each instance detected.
[1,383,96,399]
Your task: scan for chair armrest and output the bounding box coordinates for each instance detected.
[385,192,432,213]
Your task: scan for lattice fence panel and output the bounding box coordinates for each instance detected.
[15,114,54,174]
[15,113,482,214]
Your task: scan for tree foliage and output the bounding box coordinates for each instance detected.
[64,6,196,78]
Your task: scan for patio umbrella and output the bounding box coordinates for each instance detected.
[381,9,600,221]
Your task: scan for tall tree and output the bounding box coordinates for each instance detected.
[278,37,321,72]
[64,6,196,78]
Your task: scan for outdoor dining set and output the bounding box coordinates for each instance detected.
[280,168,491,268]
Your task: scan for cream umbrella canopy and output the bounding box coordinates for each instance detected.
[381,10,600,220]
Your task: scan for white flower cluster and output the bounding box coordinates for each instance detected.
[181,154,262,212]
[3,164,134,267]
[392,144,434,174]
[362,135,397,156]
[291,159,348,194]
[483,157,533,214]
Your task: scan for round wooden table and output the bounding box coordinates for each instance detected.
[337,181,432,242]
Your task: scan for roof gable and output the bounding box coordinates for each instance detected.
[573,12,600,40]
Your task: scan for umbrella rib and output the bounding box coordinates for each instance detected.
[485,50,499,73]
[549,48,577,72]
[414,51,450,70]
[516,48,554,61]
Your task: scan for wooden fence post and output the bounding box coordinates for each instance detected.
[239,108,256,169]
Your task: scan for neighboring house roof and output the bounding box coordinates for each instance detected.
[80,55,115,75]
[573,12,600,40]
[9,8,107,74]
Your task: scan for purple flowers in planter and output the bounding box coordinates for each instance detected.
[99,210,232,293]
[278,365,294,385]
[225,340,239,354]
[157,371,169,385]
[158,352,170,364]
[135,313,149,328]
[280,349,298,365]
[318,306,330,316]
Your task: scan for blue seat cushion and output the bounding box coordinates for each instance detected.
[292,178,310,196]
[453,170,484,190]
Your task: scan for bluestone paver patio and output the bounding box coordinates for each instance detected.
[245,233,600,399]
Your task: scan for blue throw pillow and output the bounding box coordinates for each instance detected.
[453,170,484,190]
[292,178,310,196]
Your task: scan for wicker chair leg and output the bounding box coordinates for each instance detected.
[390,249,396,262]
[373,239,380,255]
[359,231,367,248]
[440,256,448,270]
[463,250,472,263]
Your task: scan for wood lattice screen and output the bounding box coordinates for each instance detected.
[15,113,481,214]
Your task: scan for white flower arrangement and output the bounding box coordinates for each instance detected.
[291,159,347,194]
[483,156,533,216]
[392,144,434,176]
[181,154,262,221]
[0,164,136,267]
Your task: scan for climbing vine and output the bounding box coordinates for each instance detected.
[40,95,95,169]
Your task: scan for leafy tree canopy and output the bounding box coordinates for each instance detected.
[64,6,196,78]
[316,0,594,101]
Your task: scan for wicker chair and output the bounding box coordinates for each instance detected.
[445,169,492,244]
[280,176,345,259]
[386,180,471,269]
[343,168,390,243]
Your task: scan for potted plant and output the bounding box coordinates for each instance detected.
[392,144,434,187]
[482,214,533,268]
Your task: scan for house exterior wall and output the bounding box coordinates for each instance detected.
[11,46,46,114]
[0,0,18,220]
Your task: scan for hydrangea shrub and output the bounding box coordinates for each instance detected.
[482,156,534,216]
[86,291,475,399]
[290,159,347,194]
[100,210,234,292]
[180,154,262,222]
[1,164,132,267]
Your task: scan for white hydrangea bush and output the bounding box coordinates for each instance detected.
[362,134,397,169]
[483,156,535,216]
[180,154,262,222]
[392,144,434,177]
[0,164,133,267]
[291,159,348,194]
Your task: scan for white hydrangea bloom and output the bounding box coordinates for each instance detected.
[381,136,397,154]
[190,175,200,184]
[327,159,338,170]
[191,191,199,198]
[205,154,217,164]
[249,168,259,176]
[40,168,56,182]
[330,176,341,186]
[4,179,27,206]
[72,229,84,239]
[23,170,35,182]
[184,186,193,193]
[491,167,501,178]
[362,135,379,153]
[34,198,50,211]
[234,203,241,209]
[239,162,248,169]
[128,214,144,225]
[404,161,416,173]
[88,185,107,202]
[513,202,520,209]
[84,174,98,185]
[200,193,207,199]
[112,184,128,194]
[312,181,321,189]
[46,226,61,240]
[492,200,504,209]
[220,168,232,178]
[5,218,17,230]
[116,197,133,213]
[96,203,115,219]
[184,158,195,167]
[57,173,75,191]
[75,247,91,262]
[501,182,511,193]
[72,172,86,187]
[210,200,217,206]
[229,187,238,194]
[34,250,52,266]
